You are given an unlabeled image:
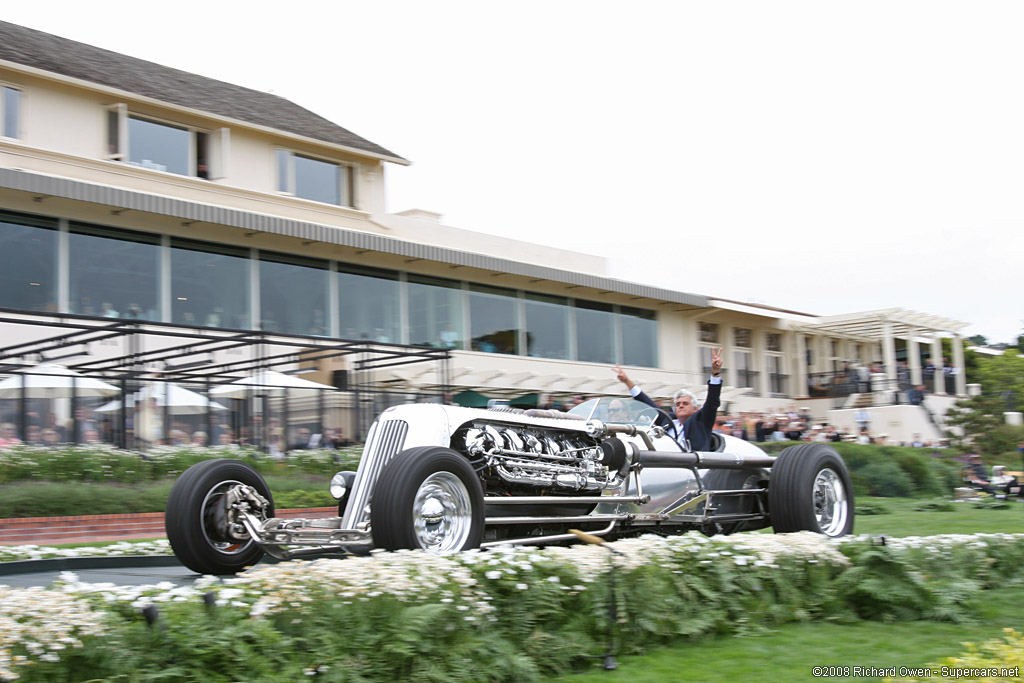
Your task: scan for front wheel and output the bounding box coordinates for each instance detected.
[165,459,274,574]
[371,446,484,552]
[768,443,854,537]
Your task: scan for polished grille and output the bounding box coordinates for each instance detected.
[341,418,408,528]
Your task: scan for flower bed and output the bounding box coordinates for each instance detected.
[2,531,1023,681]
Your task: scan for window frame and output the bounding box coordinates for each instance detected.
[105,104,219,179]
[275,148,356,208]
[1,84,21,140]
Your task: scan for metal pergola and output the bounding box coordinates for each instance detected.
[0,308,450,449]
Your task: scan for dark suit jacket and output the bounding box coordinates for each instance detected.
[633,380,722,452]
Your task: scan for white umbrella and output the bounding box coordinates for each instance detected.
[95,383,227,415]
[210,369,335,399]
[0,363,120,399]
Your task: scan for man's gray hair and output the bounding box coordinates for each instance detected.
[673,388,701,409]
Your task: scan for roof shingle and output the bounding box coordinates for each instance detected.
[0,20,406,163]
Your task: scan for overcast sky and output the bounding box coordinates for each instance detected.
[5,1,1022,343]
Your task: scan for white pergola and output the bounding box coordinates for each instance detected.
[811,308,970,395]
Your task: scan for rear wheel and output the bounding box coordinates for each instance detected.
[371,447,485,552]
[165,459,274,574]
[768,443,854,537]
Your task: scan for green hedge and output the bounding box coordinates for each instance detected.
[0,443,362,485]
[0,481,336,518]
[759,441,962,497]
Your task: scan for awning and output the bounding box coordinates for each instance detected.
[508,393,540,408]
[453,390,491,408]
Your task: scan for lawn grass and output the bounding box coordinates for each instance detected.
[552,589,1024,682]
[851,496,1024,536]
[553,499,1024,682]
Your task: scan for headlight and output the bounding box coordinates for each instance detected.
[330,471,355,500]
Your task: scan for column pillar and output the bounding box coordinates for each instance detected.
[907,333,922,386]
[931,336,945,395]
[952,334,966,396]
[756,329,770,398]
[881,320,897,388]
[794,332,808,398]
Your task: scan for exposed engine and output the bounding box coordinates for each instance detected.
[452,420,629,496]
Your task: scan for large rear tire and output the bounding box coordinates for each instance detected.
[371,446,484,552]
[768,443,854,537]
[166,459,274,575]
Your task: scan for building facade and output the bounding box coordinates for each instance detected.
[0,21,969,445]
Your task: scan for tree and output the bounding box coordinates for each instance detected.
[973,349,1024,411]
[945,392,1024,456]
[967,334,988,346]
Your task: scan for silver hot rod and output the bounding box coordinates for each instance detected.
[165,398,854,575]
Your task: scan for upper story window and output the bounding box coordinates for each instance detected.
[276,150,353,207]
[765,332,782,352]
[733,327,752,348]
[106,105,220,179]
[2,86,20,139]
[699,322,719,344]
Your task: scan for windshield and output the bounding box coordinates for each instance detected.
[567,396,661,427]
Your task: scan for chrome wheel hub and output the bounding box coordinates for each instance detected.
[812,468,849,536]
[412,472,473,552]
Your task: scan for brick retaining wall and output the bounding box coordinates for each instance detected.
[0,507,337,546]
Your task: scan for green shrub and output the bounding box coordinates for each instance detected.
[855,501,891,515]
[0,482,174,518]
[858,461,915,497]
[912,499,954,512]
[0,481,334,518]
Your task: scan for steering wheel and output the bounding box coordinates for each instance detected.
[642,405,680,442]
[636,407,659,425]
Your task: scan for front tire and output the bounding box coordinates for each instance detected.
[768,443,854,537]
[371,446,484,552]
[166,459,274,574]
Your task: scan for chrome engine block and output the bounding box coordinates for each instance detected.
[454,421,618,494]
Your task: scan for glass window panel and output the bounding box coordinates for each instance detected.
[699,322,719,344]
[128,116,189,175]
[276,150,289,192]
[106,108,120,156]
[3,87,19,139]
[259,252,329,335]
[408,275,463,348]
[469,284,518,354]
[700,347,715,376]
[575,300,615,364]
[767,355,787,395]
[620,306,657,367]
[195,132,209,179]
[734,328,752,348]
[735,350,755,388]
[69,223,160,320]
[0,211,57,312]
[293,154,341,205]
[766,332,782,352]
[524,293,570,359]
[338,264,400,342]
[171,239,250,328]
